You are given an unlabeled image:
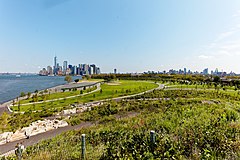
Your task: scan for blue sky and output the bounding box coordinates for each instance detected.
[1,0,240,73]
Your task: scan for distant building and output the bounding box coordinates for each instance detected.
[214,68,219,75]
[65,68,71,75]
[114,69,117,74]
[203,68,208,75]
[96,67,101,74]
[63,61,68,72]
[39,68,48,76]
[53,56,57,75]
[90,64,96,74]
[58,66,62,72]
[72,66,77,75]
[47,66,53,75]
[89,66,94,75]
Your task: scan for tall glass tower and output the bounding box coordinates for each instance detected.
[54,56,57,75]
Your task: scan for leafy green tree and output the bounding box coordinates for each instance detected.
[213,76,220,83]
[65,75,72,83]
[74,79,80,83]
[80,90,83,94]
[27,92,31,99]
[85,75,91,80]
[20,92,25,97]
[44,89,48,94]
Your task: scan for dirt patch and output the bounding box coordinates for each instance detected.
[106,82,121,86]
[202,100,220,104]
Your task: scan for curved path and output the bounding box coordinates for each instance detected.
[18,83,101,106]
[0,122,93,156]
[8,83,101,113]
[0,82,163,156]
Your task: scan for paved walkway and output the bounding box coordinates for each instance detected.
[0,122,93,156]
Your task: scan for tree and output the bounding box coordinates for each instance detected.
[213,76,220,83]
[74,79,80,83]
[20,92,25,97]
[80,90,83,94]
[87,75,91,80]
[18,101,21,111]
[65,75,72,83]
[27,92,31,99]
[44,89,48,94]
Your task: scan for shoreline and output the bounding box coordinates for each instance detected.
[0,75,86,105]
[0,83,67,106]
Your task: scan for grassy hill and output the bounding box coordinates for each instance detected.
[8,89,240,160]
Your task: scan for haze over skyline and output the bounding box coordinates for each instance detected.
[1,0,240,73]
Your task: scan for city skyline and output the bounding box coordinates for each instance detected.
[1,1,240,73]
[39,56,100,76]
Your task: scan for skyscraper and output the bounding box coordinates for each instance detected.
[53,56,57,75]
[90,64,96,74]
[203,68,208,75]
[63,61,68,72]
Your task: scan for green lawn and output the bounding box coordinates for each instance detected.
[11,80,158,112]
[18,86,96,104]
[18,80,104,104]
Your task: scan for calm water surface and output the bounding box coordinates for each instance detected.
[0,75,81,104]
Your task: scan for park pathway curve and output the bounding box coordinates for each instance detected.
[0,82,164,156]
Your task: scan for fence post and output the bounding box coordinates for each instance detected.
[150,130,156,152]
[150,130,155,144]
[15,143,22,160]
[81,134,86,160]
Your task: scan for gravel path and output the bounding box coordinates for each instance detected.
[0,122,93,155]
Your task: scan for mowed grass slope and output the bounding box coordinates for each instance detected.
[18,80,104,104]
[19,86,96,104]
[11,80,158,112]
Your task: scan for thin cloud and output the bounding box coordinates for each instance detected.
[199,9,240,60]
[198,55,213,59]
[214,10,240,42]
[215,31,235,42]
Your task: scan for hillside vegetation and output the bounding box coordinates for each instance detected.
[6,89,239,159]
